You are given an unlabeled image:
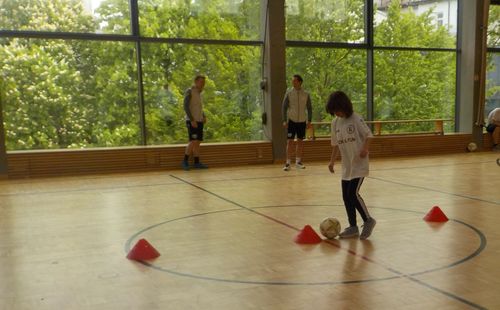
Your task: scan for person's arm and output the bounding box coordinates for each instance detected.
[282,94,289,127]
[184,90,194,121]
[360,137,372,158]
[329,145,339,173]
[306,95,312,127]
[329,119,338,173]
[184,89,197,127]
[358,116,373,158]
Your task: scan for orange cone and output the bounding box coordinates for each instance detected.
[127,238,161,260]
[423,206,449,222]
[294,225,322,244]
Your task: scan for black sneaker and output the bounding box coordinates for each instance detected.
[360,218,376,240]
[339,226,359,238]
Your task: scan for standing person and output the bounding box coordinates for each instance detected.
[282,74,313,171]
[182,75,208,170]
[326,91,376,240]
[486,107,500,151]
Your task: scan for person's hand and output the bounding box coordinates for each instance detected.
[307,122,312,129]
[191,121,198,128]
[282,121,288,128]
[360,148,369,158]
[328,162,335,173]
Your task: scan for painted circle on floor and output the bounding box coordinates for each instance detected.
[125,205,486,285]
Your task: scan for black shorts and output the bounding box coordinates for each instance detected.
[287,120,306,140]
[186,121,204,141]
[486,123,496,133]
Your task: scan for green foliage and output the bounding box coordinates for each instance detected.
[286,48,367,123]
[375,0,454,48]
[374,1,456,132]
[0,0,96,32]
[486,5,500,113]
[94,0,131,34]
[286,0,365,42]
[285,1,367,123]
[487,5,499,48]
[0,0,473,150]
[138,0,263,144]
[287,0,456,133]
[0,0,262,150]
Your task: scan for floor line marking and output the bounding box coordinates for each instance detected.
[168,174,487,310]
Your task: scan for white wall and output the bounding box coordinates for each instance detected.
[411,0,458,35]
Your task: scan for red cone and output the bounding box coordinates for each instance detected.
[127,238,161,260]
[423,206,449,222]
[294,225,322,244]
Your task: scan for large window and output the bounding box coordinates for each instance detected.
[138,0,261,40]
[284,0,458,135]
[0,38,140,150]
[0,0,263,150]
[286,47,367,123]
[285,0,366,137]
[0,0,131,34]
[286,0,365,43]
[374,0,457,48]
[374,50,456,133]
[486,3,500,119]
[0,0,472,152]
[141,43,262,144]
[286,47,367,137]
[373,0,457,133]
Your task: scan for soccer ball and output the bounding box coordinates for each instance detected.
[319,217,341,239]
[467,142,477,152]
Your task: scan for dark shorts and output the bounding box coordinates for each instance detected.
[287,120,306,140]
[186,121,204,141]
[486,123,496,133]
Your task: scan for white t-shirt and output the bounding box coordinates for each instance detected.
[487,108,500,125]
[331,113,373,180]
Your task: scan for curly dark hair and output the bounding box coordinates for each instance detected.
[325,91,353,118]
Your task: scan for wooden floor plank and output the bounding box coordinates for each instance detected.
[0,152,499,309]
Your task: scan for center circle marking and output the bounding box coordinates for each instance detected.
[125,205,486,285]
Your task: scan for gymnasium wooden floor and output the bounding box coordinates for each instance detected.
[0,152,499,310]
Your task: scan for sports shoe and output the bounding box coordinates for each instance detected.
[283,164,291,171]
[295,162,306,169]
[339,226,359,238]
[193,162,208,169]
[181,161,190,171]
[360,218,376,240]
